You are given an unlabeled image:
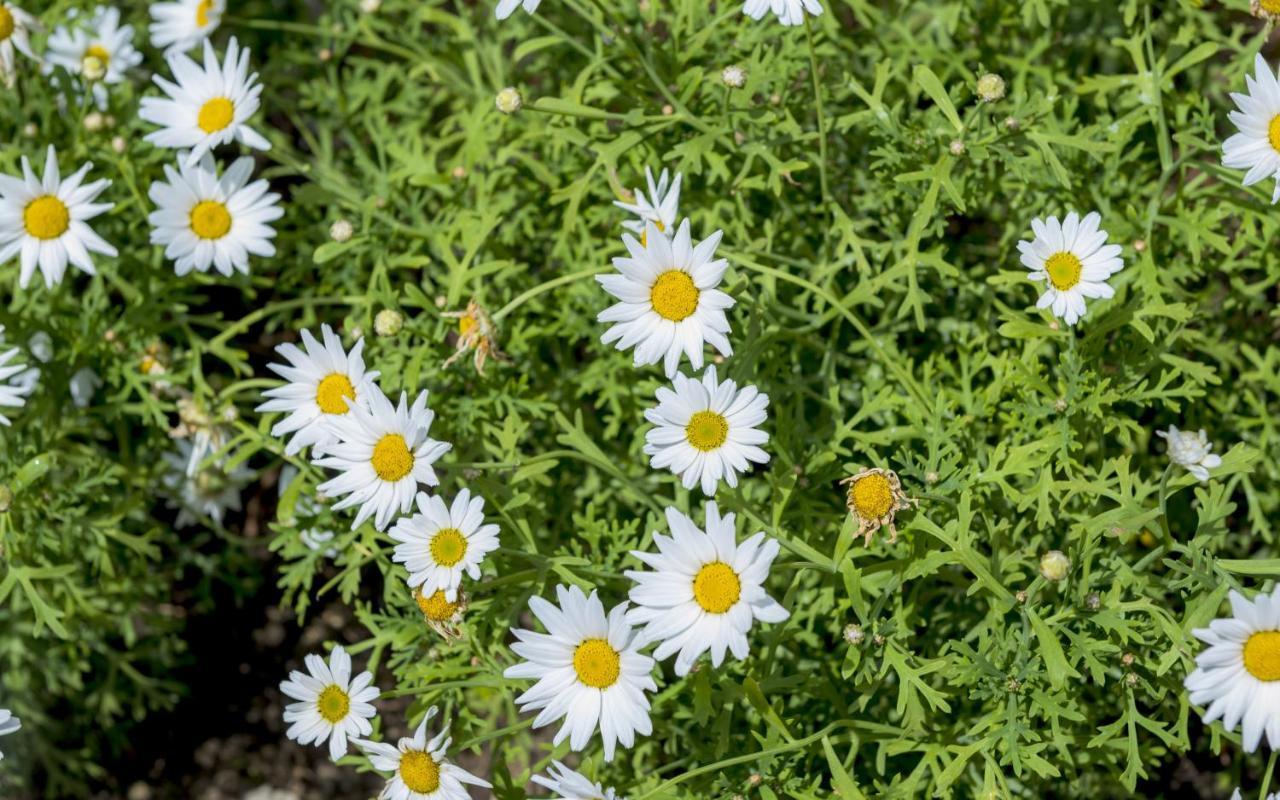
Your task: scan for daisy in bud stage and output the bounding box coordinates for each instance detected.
[626,502,788,677]
[841,467,917,545]
[147,153,283,277]
[1017,211,1123,326]
[355,706,492,800]
[257,324,380,456]
[44,6,142,109]
[742,0,823,26]
[280,644,380,761]
[0,327,27,426]
[314,387,451,531]
[504,585,656,761]
[0,146,117,289]
[597,219,734,378]
[0,3,39,87]
[390,489,500,602]
[0,709,18,760]
[643,365,770,496]
[149,0,224,55]
[1157,425,1222,482]
[533,761,622,800]
[140,37,270,167]
[1223,55,1280,203]
[614,167,682,241]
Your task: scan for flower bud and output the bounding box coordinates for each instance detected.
[721,65,746,89]
[976,73,1006,103]
[495,87,523,114]
[375,309,404,337]
[329,219,354,243]
[1039,550,1071,582]
[842,623,864,645]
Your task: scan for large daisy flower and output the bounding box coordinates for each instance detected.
[0,3,38,87]
[533,761,622,800]
[0,146,117,289]
[314,387,451,531]
[626,502,788,676]
[44,6,142,109]
[0,327,27,426]
[503,585,656,761]
[614,167,682,240]
[1185,586,1280,753]
[149,0,224,55]
[1223,54,1280,203]
[140,37,271,167]
[643,365,770,496]
[389,489,500,602]
[257,324,380,457]
[354,707,492,800]
[0,709,18,761]
[1016,211,1123,326]
[148,152,283,277]
[280,644,380,761]
[742,0,823,26]
[597,219,734,377]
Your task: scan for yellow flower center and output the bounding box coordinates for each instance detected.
[429,527,468,567]
[23,196,70,240]
[196,0,216,27]
[851,473,894,520]
[1269,114,1280,154]
[1244,631,1280,681]
[371,433,414,482]
[1263,0,1280,13]
[414,587,461,621]
[692,561,741,614]
[573,638,621,689]
[0,8,14,42]
[315,373,356,414]
[639,218,666,247]
[1044,251,1082,291]
[82,45,110,79]
[198,97,235,134]
[458,314,477,336]
[650,270,700,322]
[685,410,728,452]
[399,750,441,794]
[316,684,350,723]
[189,200,232,240]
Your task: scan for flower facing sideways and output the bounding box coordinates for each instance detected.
[0,3,39,87]
[614,167,682,241]
[149,0,225,55]
[1157,425,1222,482]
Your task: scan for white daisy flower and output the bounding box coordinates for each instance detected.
[314,387,451,531]
[533,761,622,800]
[389,489,500,602]
[1185,586,1280,753]
[256,324,380,456]
[495,0,541,20]
[597,219,734,377]
[643,365,770,496]
[149,0,224,55]
[0,3,39,87]
[614,167,682,240]
[0,708,18,761]
[148,152,283,277]
[44,6,142,109]
[140,37,271,168]
[0,145,117,289]
[1223,54,1280,204]
[1231,790,1279,800]
[0,328,28,426]
[626,502,788,676]
[354,706,492,800]
[1157,425,1222,482]
[503,584,656,761]
[160,439,252,527]
[280,644,380,761]
[742,0,823,26]
[1016,211,1123,326]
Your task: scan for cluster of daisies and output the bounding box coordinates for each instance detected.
[494,0,822,28]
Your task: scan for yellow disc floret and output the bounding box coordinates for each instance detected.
[189,200,232,240]
[198,97,235,134]
[316,684,350,723]
[685,410,728,452]
[1244,631,1280,681]
[429,527,468,567]
[399,750,442,794]
[1044,251,1082,291]
[23,196,70,240]
[0,8,15,42]
[573,638,621,689]
[315,373,356,414]
[650,270,700,321]
[692,561,742,614]
[371,433,414,481]
[415,587,461,621]
[1269,115,1280,154]
[196,0,216,27]
[850,473,894,520]
[1263,0,1280,14]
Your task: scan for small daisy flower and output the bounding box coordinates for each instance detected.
[1224,54,1280,203]
[149,0,224,55]
[314,388,451,531]
[148,152,283,277]
[140,37,271,167]
[614,167,682,240]
[598,220,734,378]
[44,6,142,109]
[503,585,656,761]
[160,439,252,527]
[0,145,117,289]
[533,761,622,800]
[280,644,380,761]
[0,328,28,426]
[1231,790,1279,800]
[1016,211,1123,326]
[626,502,788,677]
[442,300,508,375]
[256,324,380,456]
[643,365,770,496]
[840,467,917,545]
[414,585,467,641]
[495,0,541,20]
[1157,425,1222,482]
[0,3,39,87]
[354,707,492,800]
[0,709,18,761]
[742,0,823,26]
[1185,586,1280,753]
[389,489,500,602]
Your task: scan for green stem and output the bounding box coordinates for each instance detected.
[492,267,598,322]
[804,17,832,250]
[1261,750,1278,798]
[1156,464,1174,549]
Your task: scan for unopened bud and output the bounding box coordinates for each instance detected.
[495,87,523,114]
[1039,550,1070,582]
[375,309,403,337]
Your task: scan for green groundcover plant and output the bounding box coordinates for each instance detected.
[6,0,1280,797]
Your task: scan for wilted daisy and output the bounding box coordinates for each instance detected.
[0,329,27,426]
[495,0,540,20]
[354,707,491,800]
[614,167,681,240]
[598,220,734,377]
[0,145,117,289]
[626,502,788,677]
[840,467,917,545]
[442,300,508,375]
[280,644,380,761]
[533,761,622,800]
[44,6,142,109]
[0,709,18,761]
[314,388,451,531]
[0,3,38,87]
[1223,55,1280,203]
[1157,425,1222,482]
[1185,586,1280,753]
[149,0,224,55]
[256,324,380,456]
[160,439,252,527]
[148,153,283,277]
[414,585,467,641]
[1016,211,1123,326]
[140,37,270,167]
[503,585,656,761]
[742,0,822,26]
[643,365,769,496]
[389,489,500,602]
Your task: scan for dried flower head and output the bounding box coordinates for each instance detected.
[414,585,467,641]
[840,467,918,544]
[442,300,509,375]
